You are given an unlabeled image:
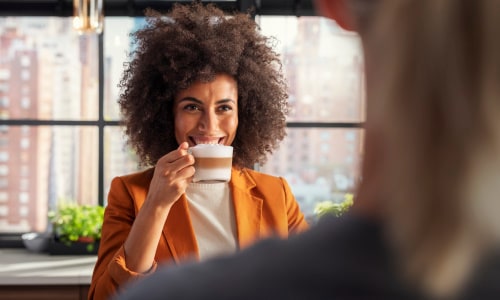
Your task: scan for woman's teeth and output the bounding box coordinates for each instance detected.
[193,139,222,145]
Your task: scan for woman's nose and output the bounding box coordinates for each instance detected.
[198,111,218,132]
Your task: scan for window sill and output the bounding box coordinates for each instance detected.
[0,248,96,285]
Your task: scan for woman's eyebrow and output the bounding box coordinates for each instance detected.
[216,99,237,105]
[177,97,203,104]
[177,97,236,104]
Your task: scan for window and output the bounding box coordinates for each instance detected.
[0,205,8,217]
[0,97,8,108]
[19,179,29,191]
[0,152,8,162]
[20,55,31,67]
[19,192,29,203]
[0,69,10,80]
[21,70,30,81]
[258,16,364,220]
[19,205,29,217]
[21,97,30,109]
[0,2,364,241]
[20,137,29,149]
[0,17,104,233]
[0,165,7,176]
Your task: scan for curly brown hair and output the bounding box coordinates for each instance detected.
[119,2,288,169]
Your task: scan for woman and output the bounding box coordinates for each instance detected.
[88,3,308,299]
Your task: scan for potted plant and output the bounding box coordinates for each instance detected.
[314,193,354,219]
[48,203,105,254]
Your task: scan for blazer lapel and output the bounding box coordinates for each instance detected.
[230,168,264,249]
[162,195,199,263]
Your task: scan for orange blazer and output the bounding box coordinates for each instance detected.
[88,167,309,300]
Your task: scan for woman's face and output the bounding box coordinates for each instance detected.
[174,73,239,147]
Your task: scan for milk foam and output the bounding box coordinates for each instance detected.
[189,144,233,158]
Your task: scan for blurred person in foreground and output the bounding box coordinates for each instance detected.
[115,0,500,299]
[88,2,309,299]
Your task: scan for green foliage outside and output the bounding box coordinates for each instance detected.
[314,193,354,218]
[48,203,105,252]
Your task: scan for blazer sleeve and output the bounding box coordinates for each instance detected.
[281,177,309,234]
[88,177,158,300]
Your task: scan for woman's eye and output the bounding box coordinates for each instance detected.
[184,104,199,111]
[219,105,233,112]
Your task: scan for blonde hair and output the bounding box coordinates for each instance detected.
[362,0,500,297]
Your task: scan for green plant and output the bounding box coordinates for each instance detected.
[48,203,105,252]
[314,193,354,218]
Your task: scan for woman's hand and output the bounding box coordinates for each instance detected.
[146,142,195,209]
[123,142,194,274]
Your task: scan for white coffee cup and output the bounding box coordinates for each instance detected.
[189,144,233,182]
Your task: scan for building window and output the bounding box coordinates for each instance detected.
[21,70,30,81]
[19,205,29,217]
[0,69,10,80]
[0,192,7,203]
[0,205,8,217]
[0,178,7,189]
[21,97,30,109]
[20,165,28,177]
[0,165,8,176]
[20,138,29,149]
[0,97,8,108]
[20,179,29,191]
[21,126,30,135]
[20,55,31,67]
[19,192,29,204]
[0,83,8,93]
[0,152,9,162]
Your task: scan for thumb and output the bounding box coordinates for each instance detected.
[178,142,190,150]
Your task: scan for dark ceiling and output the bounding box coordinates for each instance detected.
[0,0,317,17]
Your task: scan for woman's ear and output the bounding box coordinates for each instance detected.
[314,0,357,31]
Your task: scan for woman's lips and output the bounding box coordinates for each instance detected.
[190,137,224,145]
